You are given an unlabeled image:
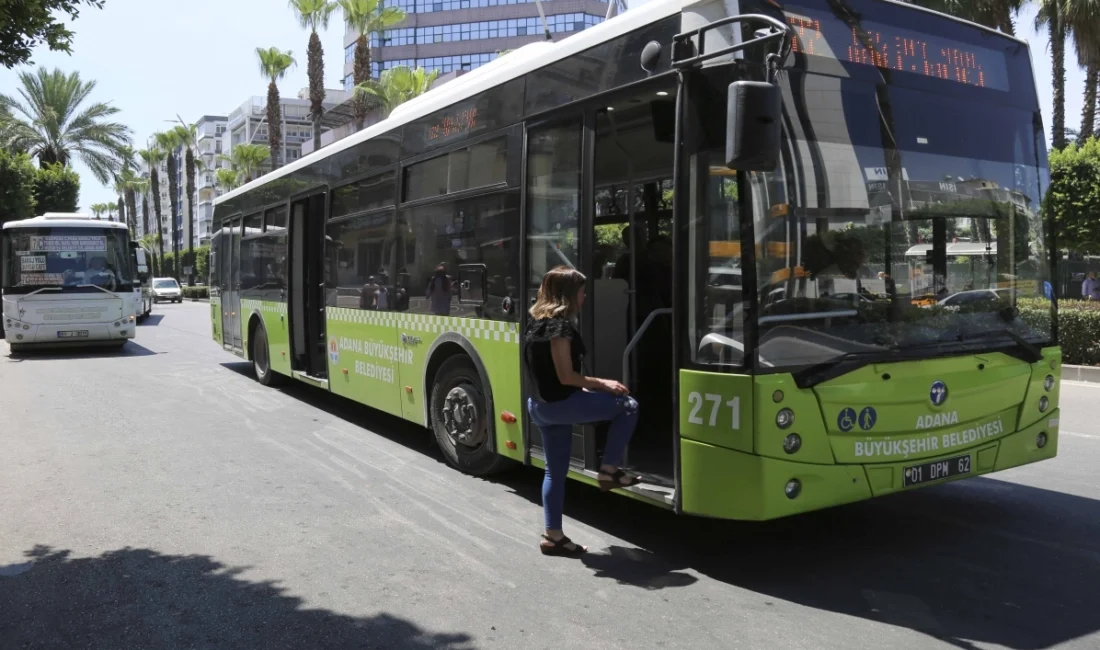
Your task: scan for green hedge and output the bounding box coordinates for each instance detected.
[182,286,209,299]
[1018,298,1100,366]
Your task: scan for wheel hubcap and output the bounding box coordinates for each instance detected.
[442,385,484,448]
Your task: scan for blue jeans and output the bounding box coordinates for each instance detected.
[527,390,639,531]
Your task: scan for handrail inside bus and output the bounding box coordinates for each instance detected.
[622,307,672,385]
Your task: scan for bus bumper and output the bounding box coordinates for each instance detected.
[3,319,136,344]
[680,410,1059,521]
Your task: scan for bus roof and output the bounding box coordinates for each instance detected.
[215,0,1031,209]
[2,213,129,231]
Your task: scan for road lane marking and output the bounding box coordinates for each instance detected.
[1063,380,1100,389]
[1062,430,1100,440]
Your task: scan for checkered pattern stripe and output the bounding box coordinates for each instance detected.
[241,299,287,315]
[326,308,519,344]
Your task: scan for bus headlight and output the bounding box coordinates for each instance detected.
[784,479,801,499]
[1044,375,1054,391]
[1039,396,1049,412]
[783,433,802,454]
[776,408,795,429]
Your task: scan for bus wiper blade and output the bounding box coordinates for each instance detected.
[21,286,62,296]
[792,348,902,389]
[77,283,119,296]
[956,328,1044,363]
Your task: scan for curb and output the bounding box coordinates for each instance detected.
[1063,364,1100,384]
[189,298,210,303]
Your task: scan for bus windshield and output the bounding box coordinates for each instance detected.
[749,84,1052,371]
[1,226,134,294]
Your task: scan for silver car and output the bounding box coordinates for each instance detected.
[152,277,183,303]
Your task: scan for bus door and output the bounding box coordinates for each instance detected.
[524,116,588,468]
[588,78,678,484]
[223,217,243,349]
[289,192,328,377]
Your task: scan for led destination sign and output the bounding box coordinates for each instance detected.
[783,5,1011,91]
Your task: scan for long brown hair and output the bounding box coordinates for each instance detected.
[530,266,586,320]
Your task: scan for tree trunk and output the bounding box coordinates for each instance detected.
[185,146,196,285]
[267,81,282,170]
[1082,65,1098,141]
[1051,6,1066,149]
[125,188,137,238]
[167,151,180,280]
[308,30,325,153]
[117,197,125,227]
[353,34,372,130]
[142,190,150,239]
[151,168,166,266]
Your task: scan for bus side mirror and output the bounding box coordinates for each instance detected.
[726,80,781,171]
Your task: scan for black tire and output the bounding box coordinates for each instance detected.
[8,343,28,354]
[429,355,509,476]
[251,325,282,386]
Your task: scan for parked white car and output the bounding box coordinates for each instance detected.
[152,277,183,303]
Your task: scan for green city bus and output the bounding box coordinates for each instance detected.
[209,0,1060,520]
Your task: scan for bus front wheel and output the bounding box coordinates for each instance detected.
[430,355,508,476]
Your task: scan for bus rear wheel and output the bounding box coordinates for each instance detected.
[251,325,282,387]
[430,355,508,476]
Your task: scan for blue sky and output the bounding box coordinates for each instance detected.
[0,0,1089,213]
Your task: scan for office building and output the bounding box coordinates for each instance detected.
[341,0,610,91]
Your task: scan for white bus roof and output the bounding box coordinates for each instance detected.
[214,0,1031,209]
[2,213,129,231]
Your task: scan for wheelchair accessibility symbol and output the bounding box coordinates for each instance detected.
[837,408,857,432]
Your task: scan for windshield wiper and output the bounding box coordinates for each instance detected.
[76,283,120,296]
[792,348,905,389]
[18,286,62,296]
[956,328,1044,363]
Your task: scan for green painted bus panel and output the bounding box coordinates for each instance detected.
[1017,347,1061,431]
[325,309,405,418]
[241,300,291,376]
[210,297,222,345]
[679,439,871,520]
[996,408,1059,471]
[324,308,526,462]
[678,371,754,453]
[753,374,836,464]
[813,353,1031,438]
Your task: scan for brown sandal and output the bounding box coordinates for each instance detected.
[540,535,587,557]
[598,469,642,492]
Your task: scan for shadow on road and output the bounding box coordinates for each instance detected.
[0,545,475,649]
[5,341,158,360]
[139,314,166,326]
[217,361,1099,649]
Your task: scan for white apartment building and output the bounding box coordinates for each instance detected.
[193,115,228,247]
[224,94,341,172]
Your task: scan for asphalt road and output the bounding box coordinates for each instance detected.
[2,301,1098,650]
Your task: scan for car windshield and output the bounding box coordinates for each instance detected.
[747,82,1052,371]
[154,279,179,289]
[1,226,134,294]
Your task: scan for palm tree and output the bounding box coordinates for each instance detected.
[174,120,200,285]
[90,202,108,220]
[256,47,297,170]
[133,177,151,240]
[106,203,117,222]
[155,130,183,280]
[114,169,139,236]
[215,167,241,192]
[356,65,440,115]
[138,145,168,268]
[339,0,407,129]
[289,0,335,153]
[0,68,132,183]
[218,144,272,184]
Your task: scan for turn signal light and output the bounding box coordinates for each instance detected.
[505,440,517,450]
[500,411,517,423]
[404,385,414,393]
[341,368,349,375]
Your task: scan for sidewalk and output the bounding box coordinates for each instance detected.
[1063,365,1100,384]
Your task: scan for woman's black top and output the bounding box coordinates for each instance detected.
[524,316,585,403]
